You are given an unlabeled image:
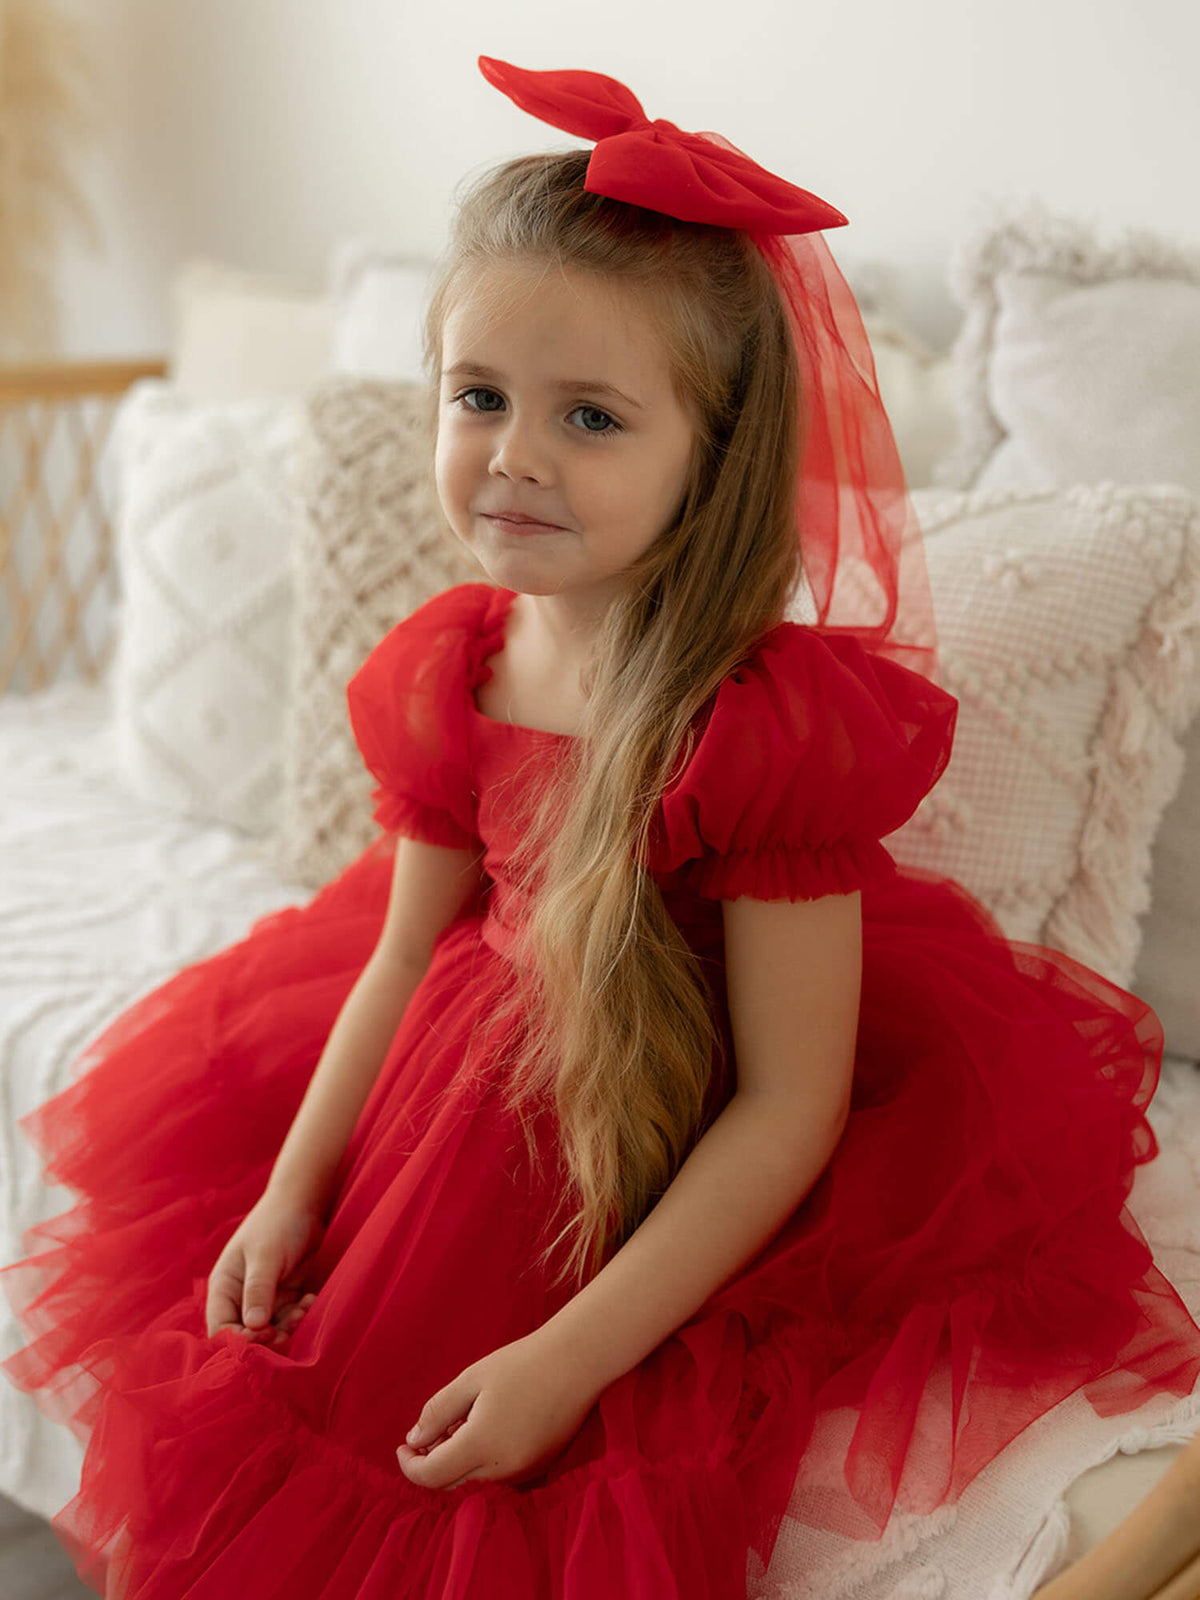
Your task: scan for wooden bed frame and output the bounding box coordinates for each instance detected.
[0,358,167,697]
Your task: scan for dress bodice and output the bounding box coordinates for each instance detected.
[463,589,728,969]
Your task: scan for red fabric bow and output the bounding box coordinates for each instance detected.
[478,57,848,236]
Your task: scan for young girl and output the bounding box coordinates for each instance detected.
[4,55,1200,1600]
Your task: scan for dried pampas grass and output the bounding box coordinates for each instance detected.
[0,0,103,357]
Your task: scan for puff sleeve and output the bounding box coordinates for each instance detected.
[651,624,957,901]
[345,584,487,849]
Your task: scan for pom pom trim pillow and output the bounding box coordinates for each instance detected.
[889,481,1200,1011]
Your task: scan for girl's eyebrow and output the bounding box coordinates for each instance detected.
[442,361,646,412]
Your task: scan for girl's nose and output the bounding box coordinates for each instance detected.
[488,418,552,484]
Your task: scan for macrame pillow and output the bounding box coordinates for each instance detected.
[887,483,1200,1030]
[932,199,1200,1059]
[268,376,480,888]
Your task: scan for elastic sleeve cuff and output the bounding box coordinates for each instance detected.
[369,787,479,849]
[685,836,897,902]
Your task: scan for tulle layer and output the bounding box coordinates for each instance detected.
[43,1319,762,1600]
[4,842,1200,1596]
[0,839,402,1440]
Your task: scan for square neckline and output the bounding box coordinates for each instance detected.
[469,587,579,739]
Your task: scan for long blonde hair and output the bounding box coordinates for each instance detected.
[421,148,807,1292]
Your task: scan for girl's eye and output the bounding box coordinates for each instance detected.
[453,388,622,438]
[569,404,621,437]
[458,387,504,415]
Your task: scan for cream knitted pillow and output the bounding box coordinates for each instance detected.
[269,377,480,888]
[890,483,1200,993]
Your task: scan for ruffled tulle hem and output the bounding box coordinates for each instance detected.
[43,1329,759,1600]
[13,1245,1200,1600]
[6,828,1200,1594]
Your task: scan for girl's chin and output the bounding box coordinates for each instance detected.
[466,543,571,586]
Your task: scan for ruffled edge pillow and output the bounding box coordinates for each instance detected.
[934,196,1200,494]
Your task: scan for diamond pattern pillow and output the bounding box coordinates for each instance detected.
[889,482,1200,998]
[108,380,304,836]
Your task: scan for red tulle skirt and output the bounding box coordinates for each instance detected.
[3,838,1199,1599]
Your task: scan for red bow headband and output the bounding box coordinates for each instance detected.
[478,56,847,236]
[476,57,938,681]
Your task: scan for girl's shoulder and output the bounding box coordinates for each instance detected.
[650,622,959,900]
[712,620,958,765]
[345,584,495,843]
[346,582,497,759]
[365,582,496,653]
[347,582,496,699]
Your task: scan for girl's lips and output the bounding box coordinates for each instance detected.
[483,514,564,535]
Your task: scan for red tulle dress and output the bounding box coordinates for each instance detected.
[4,579,1200,1600]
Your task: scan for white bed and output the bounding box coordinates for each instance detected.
[0,673,309,1518]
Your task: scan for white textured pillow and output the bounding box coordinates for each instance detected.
[889,483,1200,997]
[328,239,436,380]
[859,311,956,492]
[1134,742,1200,1054]
[108,380,304,835]
[171,259,333,402]
[935,199,1200,496]
[845,257,957,493]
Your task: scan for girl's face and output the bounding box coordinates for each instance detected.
[435,259,698,607]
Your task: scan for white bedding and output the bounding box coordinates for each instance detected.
[0,675,309,1519]
[2,678,1199,1598]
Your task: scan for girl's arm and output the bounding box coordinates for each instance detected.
[264,950,427,1214]
[1031,1431,1200,1600]
[266,835,486,1215]
[534,890,861,1393]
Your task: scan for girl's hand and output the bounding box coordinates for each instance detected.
[256,1289,319,1349]
[205,1190,326,1341]
[397,1333,601,1491]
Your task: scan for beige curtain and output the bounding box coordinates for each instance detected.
[0,0,102,359]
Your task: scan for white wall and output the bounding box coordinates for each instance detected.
[48,0,1200,360]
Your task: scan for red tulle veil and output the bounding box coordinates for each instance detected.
[477,56,941,681]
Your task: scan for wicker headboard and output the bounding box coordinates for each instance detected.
[0,358,168,696]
